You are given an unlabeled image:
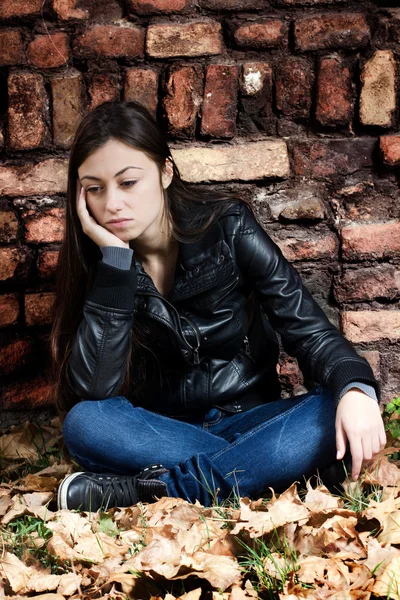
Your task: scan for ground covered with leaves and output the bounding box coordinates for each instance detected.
[1,410,400,600]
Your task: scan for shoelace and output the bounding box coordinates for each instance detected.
[89,475,138,509]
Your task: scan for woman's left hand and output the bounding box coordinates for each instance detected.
[336,389,387,481]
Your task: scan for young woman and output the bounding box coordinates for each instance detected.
[51,100,386,512]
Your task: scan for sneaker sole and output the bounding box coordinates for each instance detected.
[57,471,85,510]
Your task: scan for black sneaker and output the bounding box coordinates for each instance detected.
[316,453,353,494]
[57,464,168,512]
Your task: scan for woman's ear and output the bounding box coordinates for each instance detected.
[162,158,173,189]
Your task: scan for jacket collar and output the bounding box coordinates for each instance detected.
[135,216,236,302]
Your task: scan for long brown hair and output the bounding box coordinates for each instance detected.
[50,100,253,415]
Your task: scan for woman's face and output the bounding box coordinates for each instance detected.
[77,138,172,246]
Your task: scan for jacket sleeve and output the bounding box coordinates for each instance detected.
[66,258,137,400]
[235,202,380,405]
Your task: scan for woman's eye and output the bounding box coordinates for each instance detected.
[87,187,102,194]
[121,181,137,188]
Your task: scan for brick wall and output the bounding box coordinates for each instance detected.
[0,0,399,422]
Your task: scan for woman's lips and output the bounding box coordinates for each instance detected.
[108,219,133,228]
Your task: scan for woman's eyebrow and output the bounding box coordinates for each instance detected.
[80,166,144,182]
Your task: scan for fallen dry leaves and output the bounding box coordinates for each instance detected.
[0,419,400,599]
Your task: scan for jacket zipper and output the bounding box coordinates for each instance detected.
[243,335,255,362]
[179,314,201,364]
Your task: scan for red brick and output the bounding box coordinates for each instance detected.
[53,0,88,20]
[342,222,400,261]
[316,55,352,126]
[23,208,65,244]
[128,0,188,14]
[241,62,271,96]
[0,160,68,197]
[74,24,144,58]
[163,65,203,137]
[342,311,400,344]
[358,350,380,381]
[0,210,19,243]
[0,30,24,65]
[261,184,325,221]
[8,72,47,150]
[0,247,29,281]
[276,57,312,119]
[200,0,263,7]
[277,355,305,396]
[200,64,238,138]
[0,295,19,328]
[292,138,375,179]
[89,74,119,110]
[295,14,370,52]
[279,0,346,4]
[2,375,53,410]
[146,21,222,58]
[37,249,59,279]
[335,265,400,303]
[28,32,68,68]
[380,136,400,166]
[0,339,33,376]
[271,229,338,262]
[0,0,42,19]
[360,51,396,128]
[233,19,286,49]
[25,293,55,326]
[124,68,158,117]
[51,71,83,148]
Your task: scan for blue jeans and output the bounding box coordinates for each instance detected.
[62,385,345,507]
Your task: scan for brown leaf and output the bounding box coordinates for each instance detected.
[0,552,32,593]
[2,492,53,525]
[372,555,400,599]
[57,572,83,596]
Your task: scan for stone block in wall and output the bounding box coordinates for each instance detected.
[380,136,400,166]
[233,19,287,49]
[171,140,289,182]
[270,228,338,262]
[200,64,238,138]
[239,62,273,133]
[73,24,144,58]
[8,72,48,150]
[0,247,30,282]
[128,0,188,14]
[342,222,400,261]
[0,210,19,243]
[342,311,400,344]
[0,0,42,19]
[0,31,25,65]
[292,138,376,179]
[275,57,313,119]
[256,184,325,222]
[335,265,400,303]
[146,21,222,58]
[295,14,370,52]
[37,249,59,279]
[380,353,400,404]
[0,295,19,329]
[0,339,34,376]
[163,65,203,137]
[28,33,68,68]
[51,71,83,148]
[277,355,305,397]
[89,74,119,110]
[25,293,55,327]
[278,0,346,4]
[23,208,65,244]
[124,68,158,118]
[53,0,88,20]
[360,50,396,128]
[316,55,353,126]
[199,0,264,8]
[0,159,68,197]
[1,375,53,410]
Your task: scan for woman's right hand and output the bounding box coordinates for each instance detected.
[76,179,130,249]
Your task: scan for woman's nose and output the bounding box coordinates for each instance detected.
[104,188,124,212]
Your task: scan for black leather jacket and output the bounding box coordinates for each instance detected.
[67,201,379,417]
